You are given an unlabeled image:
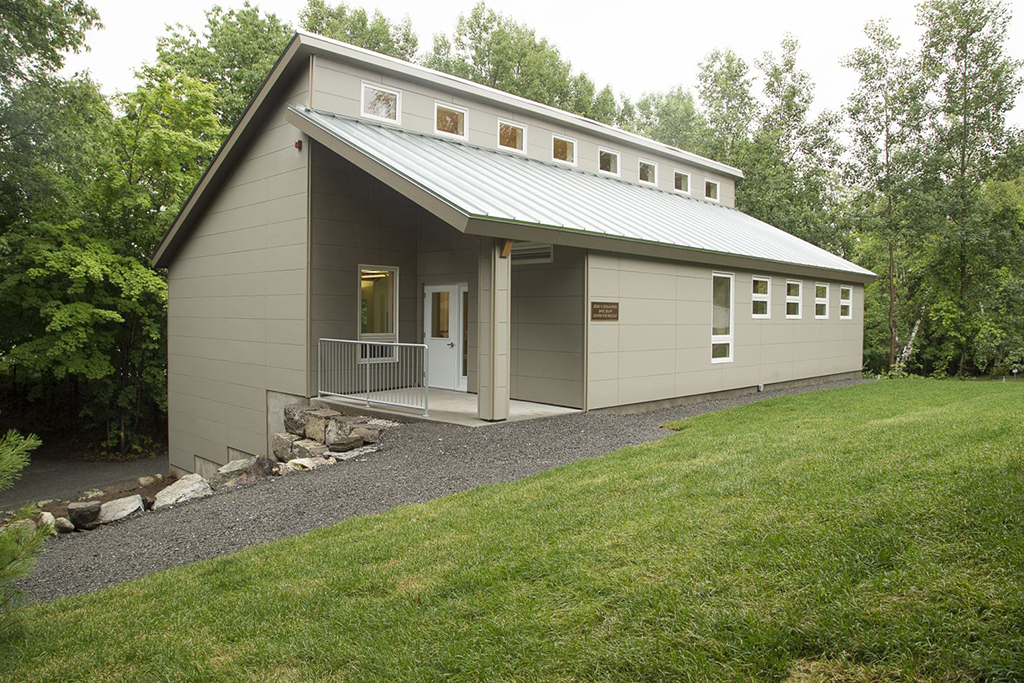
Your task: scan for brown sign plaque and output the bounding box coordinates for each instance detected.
[591,301,619,321]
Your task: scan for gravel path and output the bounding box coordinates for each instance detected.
[20,378,861,604]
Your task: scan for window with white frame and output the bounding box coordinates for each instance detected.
[752,276,771,318]
[840,285,853,319]
[705,179,720,201]
[498,120,525,152]
[815,283,829,319]
[674,170,690,194]
[639,159,657,185]
[552,134,576,164]
[712,272,734,362]
[435,103,467,138]
[599,148,619,175]
[786,280,802,319]
[361,83,401,123]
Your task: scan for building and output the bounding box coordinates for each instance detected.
[152,32,874,477]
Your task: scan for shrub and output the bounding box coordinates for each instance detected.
[0,421,50,633]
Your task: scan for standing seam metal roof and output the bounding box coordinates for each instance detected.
[292,105,874,278]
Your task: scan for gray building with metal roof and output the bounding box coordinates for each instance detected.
[153,32,873,477]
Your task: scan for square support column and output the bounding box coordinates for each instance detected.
[477,237,512,421]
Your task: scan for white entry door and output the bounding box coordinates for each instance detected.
[424,284,464,390]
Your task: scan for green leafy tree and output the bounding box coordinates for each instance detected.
[425,2,621,124]
[299,0,417,61]
[0,0,99,103]
[155,2,292,129]
[696,48,757,165]
[628,87,705,153]
[843,19,930,372]
[0,421,48,632]
[740,37,846,254]
[917,0,1023,374]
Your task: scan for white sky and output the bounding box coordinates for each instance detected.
[62,0,1024,127]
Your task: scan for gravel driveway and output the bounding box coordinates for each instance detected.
[19,379,860,604]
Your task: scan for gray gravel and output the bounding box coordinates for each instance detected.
[19,378,861,604]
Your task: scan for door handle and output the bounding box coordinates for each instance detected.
[447,341,455,348]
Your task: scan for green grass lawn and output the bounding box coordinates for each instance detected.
[2,380,1023,682]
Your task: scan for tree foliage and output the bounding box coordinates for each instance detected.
[0,420,48,632]
[0,0,99,101]
[155,2,292,128]
[299,0,417,61]
[425,2,623,124]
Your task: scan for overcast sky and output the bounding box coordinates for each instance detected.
[62,0,1024,127]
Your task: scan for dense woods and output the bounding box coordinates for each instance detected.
[1,0,1022,455]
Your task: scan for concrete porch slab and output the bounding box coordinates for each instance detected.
[313,388,579,428]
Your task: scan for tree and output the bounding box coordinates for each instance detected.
[155,2,292,129]
[696,49,757,165]
[425,2,621,124]
[843,19,930,372]
[739,37,846,254]
[628,87,705,153]
[917,0,1023,374]
[299,0,418,61]
[0,421,48,632]
[0,0,99,103]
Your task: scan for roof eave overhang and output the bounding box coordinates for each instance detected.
[286,108,471,232]
[291,106,874,284]
[463,218,877,284]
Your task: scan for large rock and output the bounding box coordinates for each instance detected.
[324,416,362,447]
[153,473,213,510]
[291,439,328,459]
[350,426,381,444]
[54,516,75,533]
[303,408,344,443]
[98,495,144,524]
[38,511,56,530]
[67,500,102,530]
[287,456,333,471]
[272,433,302,462]
[208,456,275,490]
[283,404,312,437]
[328,434,363,453]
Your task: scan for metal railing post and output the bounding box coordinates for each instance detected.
[423,345,429,417]
[364,345,371,407]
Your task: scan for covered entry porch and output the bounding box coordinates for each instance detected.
[304,125,586,424]
[314,387,578,428]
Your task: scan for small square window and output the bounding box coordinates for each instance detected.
[552,135,576,164]
[498,120,525,152]
[786,280,802,319]
[840,285,853,320]
[435,103,466,138]
[674,171,690,194]
[815,283,829,319]
[752,276,770,319]
[599,148,619,175]
[361,83,400,123]
[705,179,720,201]
[639,160,657,185]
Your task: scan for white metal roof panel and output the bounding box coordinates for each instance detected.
[292,106,874,277]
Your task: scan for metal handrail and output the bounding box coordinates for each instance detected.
[318,338,429,416]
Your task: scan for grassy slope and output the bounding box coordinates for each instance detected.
[1,380,1022,682]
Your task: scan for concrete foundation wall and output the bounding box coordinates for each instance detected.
[586,251,864,410]
[166,71,310,474]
